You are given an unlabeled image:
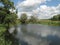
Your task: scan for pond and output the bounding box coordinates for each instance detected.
[9,24,60,45]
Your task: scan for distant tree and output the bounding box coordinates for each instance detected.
[51,14,60,21]
[29,16,37,23]
[20,13,27,24]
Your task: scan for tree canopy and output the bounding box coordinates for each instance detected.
[0,0,17,25]
[20,13,27,24]
[0,0,18,45]
[51,14,60,21]
[29,16,38,23]
[0,0,14,8]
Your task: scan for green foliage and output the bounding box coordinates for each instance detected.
[51,14,60,21]
[0,0,17,25]
[29,16,38,23]
[38,20,60,26]
[20,13,27,24]
[0,0,14,8]
[0,0,18,45]
[0,26,19,45]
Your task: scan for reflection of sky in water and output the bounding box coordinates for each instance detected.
[27,24,60,37]
[9,24,60,45]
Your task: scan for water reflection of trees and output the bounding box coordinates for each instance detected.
[3,26,19,45]
[21,24,27,34]
[4,24,28,45]
[19,40,28,45]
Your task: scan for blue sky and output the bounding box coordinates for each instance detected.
[46,0,60,6]
[12,0,24,5]
[13,0,60,6]
[12,0,60,19]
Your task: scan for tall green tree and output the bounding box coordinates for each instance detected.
[0,0,17,45]
[51,14,60,21]
[0,0,17,28]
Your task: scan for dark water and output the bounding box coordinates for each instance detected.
[9,24,60,45]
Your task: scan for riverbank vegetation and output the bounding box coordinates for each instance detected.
[19,13,60,26]
[38,20,60,26]
[0,0,18,45]
[38,14,60,26]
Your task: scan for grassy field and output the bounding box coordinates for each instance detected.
[38,19,60,26]
[17,19,60,26]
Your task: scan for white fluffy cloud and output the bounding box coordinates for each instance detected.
[33,4,60,19]
[16,0,48,8]
[17,11,32,19]
[16,0,60,19]
[16,0,50,12]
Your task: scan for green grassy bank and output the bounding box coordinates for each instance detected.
[38,20,60,26]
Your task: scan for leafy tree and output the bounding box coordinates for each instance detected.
[51,14,60,21]
[0,0,17,28]
[29,16,37,23]
[0,0,14,8]
[20,13,27,24]
[0,0,17,45]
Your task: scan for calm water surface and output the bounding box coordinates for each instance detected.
[9,24,60,45]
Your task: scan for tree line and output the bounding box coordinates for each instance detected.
[50,14,60,21]
[20,13,60,24]
[20,13,38,24]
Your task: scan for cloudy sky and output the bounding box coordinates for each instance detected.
[13,0,60,19]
